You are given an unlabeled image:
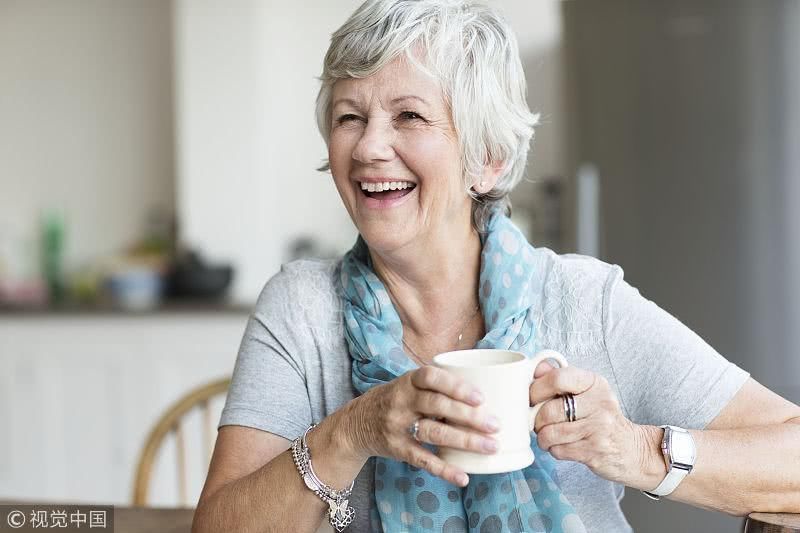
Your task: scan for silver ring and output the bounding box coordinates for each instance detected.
[409,418,422,442]
[563,393,577,423]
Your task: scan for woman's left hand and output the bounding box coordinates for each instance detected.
[530,362,658,487]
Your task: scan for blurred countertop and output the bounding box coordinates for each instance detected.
[0,300,252,317]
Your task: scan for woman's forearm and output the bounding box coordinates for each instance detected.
[192,451,329,533]
[192,410,367,533]
[634,420,800,515]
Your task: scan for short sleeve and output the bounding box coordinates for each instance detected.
[602,267,750,429]
[218,268,312,440]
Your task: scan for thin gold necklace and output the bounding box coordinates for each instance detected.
[401,304,480,365]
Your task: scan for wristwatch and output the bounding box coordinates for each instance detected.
[642,425,696,500]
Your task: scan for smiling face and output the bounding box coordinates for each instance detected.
[328,55,474,255]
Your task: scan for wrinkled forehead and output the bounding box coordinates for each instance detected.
[330,53,447,111]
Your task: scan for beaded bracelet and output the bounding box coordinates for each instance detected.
[291,424,355,532]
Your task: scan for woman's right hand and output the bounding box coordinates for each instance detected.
[340,366,501,487]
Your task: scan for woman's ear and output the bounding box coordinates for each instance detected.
[473,161,505,194]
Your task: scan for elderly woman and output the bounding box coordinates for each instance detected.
[192,1,800,532]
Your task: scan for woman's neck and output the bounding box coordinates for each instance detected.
[369,223,483,342]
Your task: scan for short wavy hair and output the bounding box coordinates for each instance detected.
[315,0,539,232]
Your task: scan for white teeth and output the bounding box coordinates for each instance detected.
[360,181,414,192]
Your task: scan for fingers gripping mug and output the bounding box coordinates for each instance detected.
[432,349,568,474]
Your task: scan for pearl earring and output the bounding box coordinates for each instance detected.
[479,181,485,188]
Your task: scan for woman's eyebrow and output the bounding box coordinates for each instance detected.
[332,97,360,109]
[390,95,429,106]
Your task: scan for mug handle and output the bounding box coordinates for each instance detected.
[528,350,569,431]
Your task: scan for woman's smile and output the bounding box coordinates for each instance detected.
[355,177,418,210]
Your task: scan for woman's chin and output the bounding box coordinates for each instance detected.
[357,223,415,254]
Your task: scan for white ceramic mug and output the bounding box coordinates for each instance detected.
[432,348,568,474]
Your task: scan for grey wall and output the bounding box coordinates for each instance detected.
[563,1,800,531]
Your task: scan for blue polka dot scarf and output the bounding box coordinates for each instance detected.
[340,210,587,533]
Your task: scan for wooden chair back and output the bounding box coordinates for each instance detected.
[132,377,230,507]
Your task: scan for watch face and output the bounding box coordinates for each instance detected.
[670,431,696,465]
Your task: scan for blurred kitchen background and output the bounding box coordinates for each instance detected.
[1,1,797,532]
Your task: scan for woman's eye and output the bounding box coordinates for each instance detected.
[336,114,362,124]
[399,111,424,121]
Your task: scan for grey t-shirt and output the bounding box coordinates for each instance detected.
[219,248,749,532]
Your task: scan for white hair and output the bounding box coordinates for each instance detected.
[315,0,539,231]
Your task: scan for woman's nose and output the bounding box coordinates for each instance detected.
[352,119,395,164]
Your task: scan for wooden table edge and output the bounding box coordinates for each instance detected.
[748,512,800,528]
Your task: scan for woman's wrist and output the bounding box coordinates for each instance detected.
[633,424,668,491]
[303,407,369,490]
[335,394,377,463]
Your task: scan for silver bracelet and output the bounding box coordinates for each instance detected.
[291,423,355,532]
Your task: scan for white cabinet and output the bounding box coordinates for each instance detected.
[0,312,248,507]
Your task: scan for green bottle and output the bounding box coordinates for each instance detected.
[42,211,65,305]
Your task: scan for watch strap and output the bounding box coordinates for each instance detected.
[642,462,691,500]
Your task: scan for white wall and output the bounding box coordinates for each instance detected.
[0,0,175,278]
[173,0,362,304]
[173,0,564,304]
